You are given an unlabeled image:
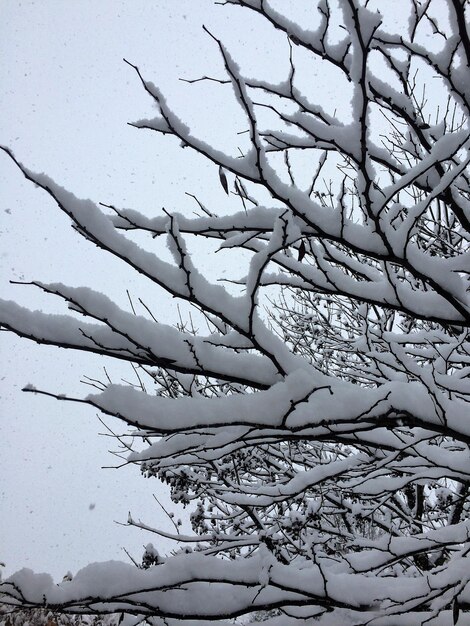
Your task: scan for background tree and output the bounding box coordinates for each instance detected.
[1,0,469,625]
[0,604,120,626]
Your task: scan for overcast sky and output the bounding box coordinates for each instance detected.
[0,0,430,581]
[0,0,281,580]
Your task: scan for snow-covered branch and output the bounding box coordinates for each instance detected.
[1,1,469,624]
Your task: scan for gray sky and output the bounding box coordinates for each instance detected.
[0,0,273,579]
[0,0,427,581]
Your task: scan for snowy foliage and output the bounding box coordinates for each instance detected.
[0,605,121,626]
[1,0,470,624]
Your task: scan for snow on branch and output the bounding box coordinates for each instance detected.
[1,1,470,624]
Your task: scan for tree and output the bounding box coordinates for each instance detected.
[1,0,469,624]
